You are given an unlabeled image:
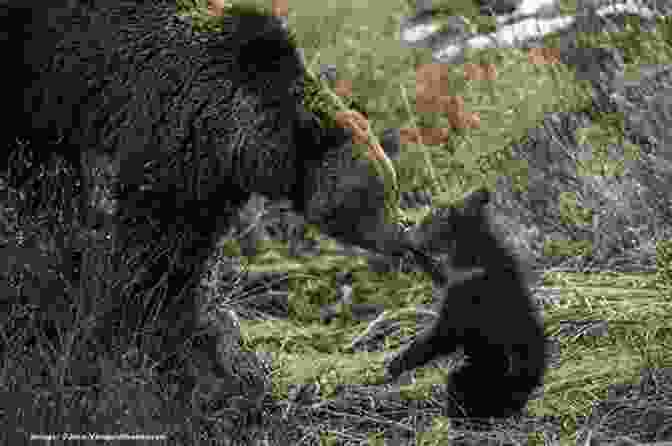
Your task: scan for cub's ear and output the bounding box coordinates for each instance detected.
[461,188,491,215]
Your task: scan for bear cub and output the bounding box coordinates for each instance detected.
[386,188,547,420]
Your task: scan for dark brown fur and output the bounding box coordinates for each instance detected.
[387,189,547,419]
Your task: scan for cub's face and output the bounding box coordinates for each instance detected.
[411,188,491,260]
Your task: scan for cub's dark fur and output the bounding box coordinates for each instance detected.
[387,188,547,419]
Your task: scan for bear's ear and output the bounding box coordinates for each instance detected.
[237,33,301,75]
[221,11,304,101]
[234,14,303,80]
[461,188,491,215]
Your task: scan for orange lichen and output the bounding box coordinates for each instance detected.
[528,47,560,65]
[334,110,388,163]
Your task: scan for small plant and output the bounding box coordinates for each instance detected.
[543,238,593,260]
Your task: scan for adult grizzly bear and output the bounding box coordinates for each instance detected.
[387,189,547,420]
[0,0,410,405]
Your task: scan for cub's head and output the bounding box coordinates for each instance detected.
[410,188,493,269]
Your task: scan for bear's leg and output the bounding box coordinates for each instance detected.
[446,345,525,419]
[447,364,523,419]
[90,179,244,367]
